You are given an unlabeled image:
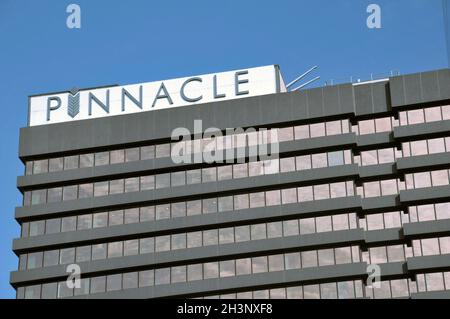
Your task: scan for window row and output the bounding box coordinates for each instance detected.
[356,179,405,198]
[399,105,450,126]
[17,247,360,299]
[408,202,450,223]
[21,182,355,238]
[362,244,413,264]
[411,236,450,257]
[25,120,351,176]
[201,280,365,299]
[365,278,417,299]
[354,148,403,166]
[353,116,398,136]
[402,137,450,157]
[416,271,450,293]
[359,211,409,231]
[405,169,450,190]
[20,214,359,270]
[23,151,353,206]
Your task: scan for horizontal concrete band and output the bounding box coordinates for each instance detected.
[16,133,358,191]
[396,152,450,173]
[19,69,450,159]
[411,290,450,299]
[15,164,360,221]
[67,263,369,299]
[13,197,363,253]
[393,119,450,142]
[10,229,366,286]
[407,254,450,273]
[399,185,450,205]
[403,219,450,240]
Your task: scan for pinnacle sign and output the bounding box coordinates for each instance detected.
[28,65,286,127]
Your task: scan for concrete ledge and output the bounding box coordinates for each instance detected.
[400,185,450,206]
[396,152,450,174]
[407,254,450,273]
[411,290,450,299]
[393,120,450,142]
[403,219,450,240]
[13,197,363,253]
[10,229,365,286]
[15,164,360,221]
[67,262,369,299]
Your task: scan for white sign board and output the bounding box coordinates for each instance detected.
[28,65,286,126]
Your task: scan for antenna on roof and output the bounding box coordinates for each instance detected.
[291,76,321,91]
[286,66,320,91]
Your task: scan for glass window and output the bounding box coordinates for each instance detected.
[312,153,327,169]
[24,285,41,299]
[109,210,124,226]
[74,278,90,296]
[25,161,33,176]
[187,200,201,216]
[218,166,232,181]
[79,154,94,168]
[300,218,315,234]
[90,276,106,294]
[33,159,48,174]
[202,198,217,214]
[140,206,155,222]
[316,216,332,233]
[326,121,342,136]
[61,216,76,232]
[332,214,349,231]
[375,118,392,133]
[93,212,108,228]
[92,243,107,260]
[58,282,73,298]
[234,194,249,210]
[94,181,109,197]
[233,163,248,179]
[155,144,171,158]
[203,229,218,246]
[218,196,233,212]
[106,149,124,164]
[156,204,170,220]
[29,220,45,236]
[204,262,219,279]
[124,208,139,224]
[171,202,186,218]
[155,235,171,252]
[172,265,187,283]
[125,147,140,162]
[236,258,252,275]
[282,188,297,204]
[140,145,155,160]
[31,189,47,205]
[268,254,285,272]
[283,220,299,236]
[41,283,58,299]
[328,151,344,167]
[186,169,201,184]
[314,184,329,200]
[280,157,296,173]
[266,190,281,206]
[76,246,91,262]
[249,192,265,208]
[252,256,268,273]
[95,152,109,166]
[139,238,154,254]
[298,186,313,202]
[155,173,170,189]
[248,161,264,176]
[187,231,202,248]
[107,274,122,291]
[301,251,318,268]
[294,125,310,139]
[139,270,154,287]
[140,175,155,191]
[219,227,234,244]
[235,225,250,242]
[250,223,266,240]
[27,252,43,269]
[219,260,235,278]
[310,123,325,138]
[202,167,217,182]
[321,283,338,299]
[123,272,138,290]
[359,120,375,135]
[171,171,186,187]
[124,239,139,256]
[64,155,79,170]
[171,234,186,250]
[63,185,77,201]
[330,182,347,198]
[77,214,92,230]
[285,252,301,270]
[78,183,93,199]
[267,221,283,238]
[109,179,124,194]
[125,177,140,193]
[108,241,123,258]
[49,158,63,172]
[60,248,75,264]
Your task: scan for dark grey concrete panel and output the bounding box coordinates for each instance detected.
[13,197,363,252]
[361,195,401,214]
[67,263,368,299]
[358,163,397,182]
[407,254,450,273]
[15,164,360,221]
[396,152,450,174]
[400,185,450,205]
[403,219,450,240]
[10,229,365,286]
[393,119,450,142]
[364,228,403,246]
[411,290,450,299]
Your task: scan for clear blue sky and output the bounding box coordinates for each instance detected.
[0,0,448,298]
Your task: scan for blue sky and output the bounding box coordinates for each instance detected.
[0,0,448,298]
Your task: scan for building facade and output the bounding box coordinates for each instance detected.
[11,67,450,299]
